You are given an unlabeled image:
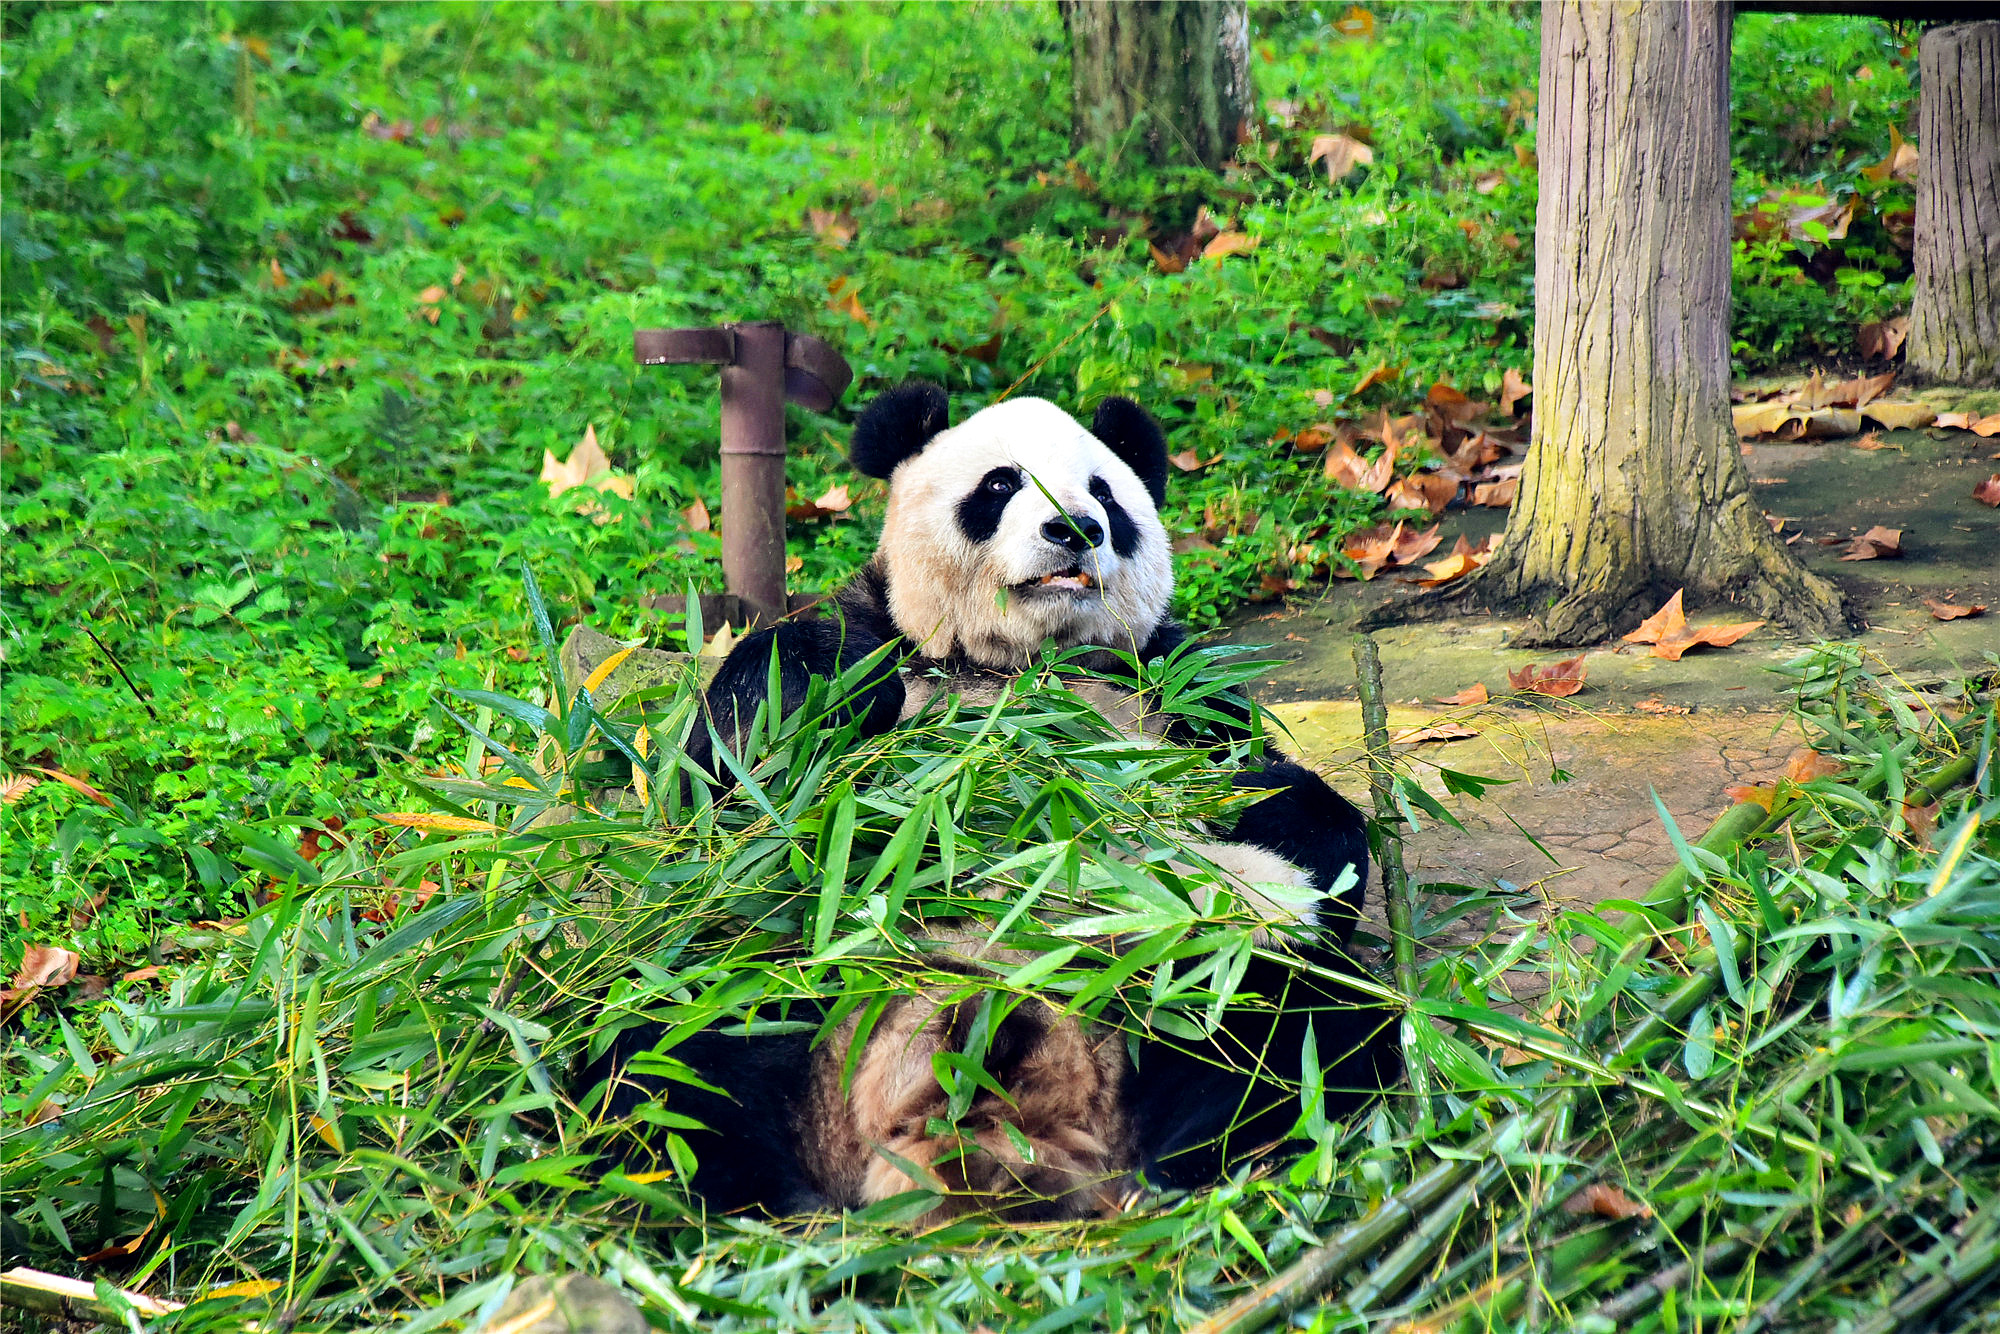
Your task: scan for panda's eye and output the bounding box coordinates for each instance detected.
[983,472,1019,495]
[1088,476,1113,503]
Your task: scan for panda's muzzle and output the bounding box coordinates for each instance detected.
[1041,513,1104,554]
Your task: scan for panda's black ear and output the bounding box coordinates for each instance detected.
[1091,397,1168,507]
[850,381,951,479]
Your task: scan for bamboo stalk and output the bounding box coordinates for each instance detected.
[1189,952,1729,1334]
[1,1266,183,1321]
[1850,1194,2000,1334]
[1351,634,1417,1001]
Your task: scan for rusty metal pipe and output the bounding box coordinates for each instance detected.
[717,321,790,627]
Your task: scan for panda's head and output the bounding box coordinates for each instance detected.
[851,383,1173,668]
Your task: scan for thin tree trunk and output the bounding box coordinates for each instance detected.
[1468,0,1848,646]
[1059,0,1252,171]
[1907,21,2000,387]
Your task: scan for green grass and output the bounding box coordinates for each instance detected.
[1,3,1918,968]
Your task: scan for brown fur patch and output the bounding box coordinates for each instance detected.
[798,986,1134,1224]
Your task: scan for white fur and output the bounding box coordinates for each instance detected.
[877,399,1173,668]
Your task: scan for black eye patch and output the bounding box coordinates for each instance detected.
[956,467,1022,542]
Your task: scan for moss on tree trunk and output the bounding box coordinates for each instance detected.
[1059,0,1252,171]
[1466,0,1850,647]
[1907,21,2000,387]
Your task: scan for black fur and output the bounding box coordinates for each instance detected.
[681,568,905,784]
[851,381,951,479]
[1100,489,1141,559]
[1090,397,1169,507]
[582,1023,829,1215]
[1125,766,1397,1190]
[955,467,1022,543]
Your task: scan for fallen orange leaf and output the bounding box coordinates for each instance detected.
[1974,474,2000,507]
[1391,721,1478,744]
[1202,231,1258,260]
[1839,525,1903,560]
[1506,655,1587,697]
[1307,132,1374,182]
[1623,590,1765,660]
[1723,784,1778,810]
[682,497,712,532]
[1499,367,1532,415]
[29,766,114,809]
[1923,598,1986,620]
[1785,749,1843,783]
[1386,471,1458,516]
[1169,448,1223,472]
[1565,1183,1651,1220]
[1436,682,1489,706]
[1350,361,1402,397]
[1472,477,1517,507]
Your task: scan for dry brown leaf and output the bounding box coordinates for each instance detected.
[1506,655,1587,697]
[1169,448,1223,472]
[1499,367,1532,415]
[1935,412,1975,430]
[1824,369,1897,409]
[1902,800,1939,846]
[1392,722,1479,744]
[1148,242,1189,275]
[1471,477,1516,507]
[1436,682,1489,706]
[1732,400,1797,439]
[1416,534,1492,587]
[1724,784,1779,810]
[1324,440,1397,493]
[1973,474,2000,507]
[1334,4,1375,38]
[0,773,40,806]
[1564,1183,1651,1221]
[1851,431,1891,451]
[29,767,114,809]
[805,207,857,247]
[1338,520,1439,580]
[1425,380,1485,425]
[1858,401,1934,430]
[1785,749,1844,783]
[1308,133,1375,182]
[1350,362,1402,397]
[1856,314,1910,361]
[681,497,712,532]
[539,424,633,522]
[1288,424,1335,454]
[1386,471,1459,516]
[1202,231,1258,261]
[120,966,163,984]
[1972,416,2000,438]
[1924,598,1986,621]
[1635,698,1694,716]
[13,945,80,989]
[1839,525,1903,560]
[826,276,872,326]
[1623,590,1765,659]
[1859,125,1919,184]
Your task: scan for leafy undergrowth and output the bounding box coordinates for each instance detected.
[1,2,1922,969]
[2,593,1995,1331]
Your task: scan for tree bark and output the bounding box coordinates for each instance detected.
[1059,0,1252,171]
[1906,21,2000,387]
[1466,0,1849,646]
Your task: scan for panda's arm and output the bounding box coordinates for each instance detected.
[686,615,905,781]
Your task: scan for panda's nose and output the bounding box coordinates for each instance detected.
[1042,512,1104,553]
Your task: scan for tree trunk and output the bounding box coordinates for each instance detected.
[1468,0,1848,646]
[1059,0,1252,171]
[1906,21,2000,386]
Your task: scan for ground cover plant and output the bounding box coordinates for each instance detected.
[0,1,1924,975]
[3,590,1995,1331]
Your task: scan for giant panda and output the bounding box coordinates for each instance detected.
[581,383,1400,1222]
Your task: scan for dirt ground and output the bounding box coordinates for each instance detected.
[1220,410,2000,935]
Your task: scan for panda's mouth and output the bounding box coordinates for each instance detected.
[1018,566,1096,594]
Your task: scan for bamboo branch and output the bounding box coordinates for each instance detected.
[1351,634,1417,1000]
[1,1266,182,1322]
